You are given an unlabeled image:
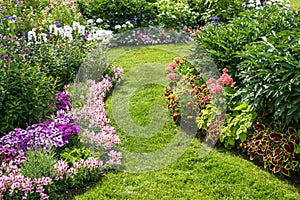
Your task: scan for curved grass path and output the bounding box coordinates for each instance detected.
[74,44,300,200]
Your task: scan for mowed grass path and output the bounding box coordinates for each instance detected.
[74,44,300,200]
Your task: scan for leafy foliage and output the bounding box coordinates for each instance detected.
[188,0,244,25]
[0,60,58,135]
[21,147,57,179]
[237,30,300,128]
[244,122,300,176]
[195,5,300,82]
[78,0,158,31]
[60,147,92,164]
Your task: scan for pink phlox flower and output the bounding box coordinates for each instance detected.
[167,73,177,80]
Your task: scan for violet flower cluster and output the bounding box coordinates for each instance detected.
[0,111,80,165]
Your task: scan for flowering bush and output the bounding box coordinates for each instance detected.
[0,0,84,34]
[71,67,123,166]
[110,26,193,47]
[0,65,123,199]
[165,56,256,148]
[78,0,158,32]
[26,20,113,88]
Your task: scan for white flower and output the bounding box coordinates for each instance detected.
[247,3,255,7]
[38,33,47,42]
[63,25,73,34]
[122,24,127,28]
[72,21,80,29]
[49,24,55,33]
[171,15,176,19]
[87,19,94,25]
[28,30,36,41]
[114,25,121,29]
[96,18,103,23]
[77,25,85,35]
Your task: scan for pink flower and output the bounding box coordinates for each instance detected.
[71,5,76,12]
[166,66,173,72]
[222,68,228,73]
[207,83,223,94]
[219,73,233,86]
[167,73,177,80]
[206,78,216,85]
[173,57,180,62]
[168,62,177,70]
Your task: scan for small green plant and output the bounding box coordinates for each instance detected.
[21,147,57,179]
[60,147,92,165]
[220,102,256,148]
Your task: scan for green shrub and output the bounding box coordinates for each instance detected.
[188,0,244,25]
[28,39,84,88]
[60,147,92,165]
[0,59,58,135]
[155,0,199,29]
[195,5,300,81]
[78,0,158,31]
[237,30,300,128]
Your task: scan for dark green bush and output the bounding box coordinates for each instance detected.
[78,0,158,31]
[237,30,300,128]
[28,40,84,89]
[195,5,300,82]
[0,59,58,135]
[188,0,244,25]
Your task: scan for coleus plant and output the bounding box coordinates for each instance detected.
[244,122,300,176]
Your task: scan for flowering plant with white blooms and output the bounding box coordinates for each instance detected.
[245,0,291,9]
[25,20,114,87]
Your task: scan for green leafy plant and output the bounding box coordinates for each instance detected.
[0,60,58,135]
[196,5,300,82]
[60,147,92,165]
[237,30,300,128]
[188,0,244,25]
[21,147,57,179]
[220,102,256,148]
[244,122,300,176]
[78,0,158,31]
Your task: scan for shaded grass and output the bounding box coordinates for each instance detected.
[74,43,300,199]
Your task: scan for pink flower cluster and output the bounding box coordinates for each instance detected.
[206,68,235,94]
[0,162,52,200]
[166,57,180,72]
[0,156,106,199]
[72,70,123,168]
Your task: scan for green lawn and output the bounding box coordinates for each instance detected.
[291,0,300,8]
[73,44,300,200]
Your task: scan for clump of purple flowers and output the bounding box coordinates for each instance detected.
[0,111,80,165]
[209,16,220,22]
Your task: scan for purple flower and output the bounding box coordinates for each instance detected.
[209,16,220,22]
[3,16,9,19]
[55,20,61,26]
[2,54,9,60]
